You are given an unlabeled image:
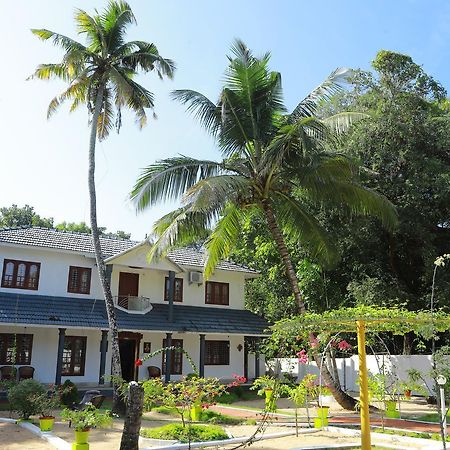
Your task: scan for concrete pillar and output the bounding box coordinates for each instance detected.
[99,330,108,384]
[199,334,206,377]
[55,328,66,385]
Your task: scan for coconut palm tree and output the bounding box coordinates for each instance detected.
[30,0,175,404]
[130,40,396,409]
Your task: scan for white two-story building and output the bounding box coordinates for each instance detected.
[0,227,268,386]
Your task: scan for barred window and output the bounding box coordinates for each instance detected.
[0,334,33,365]
[162,339,183,374]
[62,336,87,376]
[67,266,91,294]
[164,277,183,302]
[205,340,230,365]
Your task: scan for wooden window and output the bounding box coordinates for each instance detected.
[62,336,87,376]
[205,340,230,365]
[67,266,92,294]
[1,259,40,290]
[205,281,229,305]
[0,334,33,365]
[162,339,183,375]
[164,277,183,302]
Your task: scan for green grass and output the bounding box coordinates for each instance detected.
[373,427,450,442]
[140,423,228,443]
[414,412,449,423]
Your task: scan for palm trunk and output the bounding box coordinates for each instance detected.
[119,382,144,450]
[262,200,357,410]
[89,83,122,410]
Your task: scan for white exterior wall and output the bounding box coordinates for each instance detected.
[135,332,246,381]
[0,245,102,299]
[0,244,248,309]
[0,325,110,384]
[277,355,436,394]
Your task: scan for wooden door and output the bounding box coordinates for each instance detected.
[118,272,139,308]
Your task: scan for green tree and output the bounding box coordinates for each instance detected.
[55,221,91,234]
[131,41,396,409]
[0,204,53,228]
[30,0,174,408]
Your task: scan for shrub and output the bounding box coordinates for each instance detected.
[8,379,46,419]
[200,409,242,425]
[60,380,78,407]
[141,423,228,443]
[215,392,239,404]
[61,404,112,431]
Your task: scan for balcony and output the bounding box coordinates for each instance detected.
[113,295,153,314]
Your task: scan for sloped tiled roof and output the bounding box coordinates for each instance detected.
[0,292,269,335]
[0,227,136,258]
[167,247,258,274]
[0,227,258,274]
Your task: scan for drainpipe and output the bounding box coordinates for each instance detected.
[168,270,175,323]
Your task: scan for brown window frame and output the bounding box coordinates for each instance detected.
[0,333,33,365]
[205,281,229,305]
[62,336,87,376]
[164,277,184,303]
[67,266,92,295]
[205,340,230,365]
[162,338,183,375]
[1,259,41,290]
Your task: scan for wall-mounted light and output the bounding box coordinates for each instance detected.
[237,344,243,352]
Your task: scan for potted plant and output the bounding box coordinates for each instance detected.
[289,374,319,432]
[250,375,279,412]
[31,386,62,432]
[61,404,112,446]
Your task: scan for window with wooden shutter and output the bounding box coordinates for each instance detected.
[62,336,87,376]
[1,259,40,290]
[205,340,230,365]
[0,334,33,365]
[164,277,183,302]
[67,266,92,294]
[205,282,229,305]
[161,339,183,374]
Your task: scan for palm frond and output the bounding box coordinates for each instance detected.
[321,111,369,134]
[300,178,398,232]
[121,42,175,79]
[75,9,105,53]
[101,0,136,52]
[289,68,353,122]
[171,89,221,137]
[272,192,340,267]
[28,63,73,83]
[30,29,87,54]
[204,203,247,279]
[47,76,89,118]
[131,157,224,211]
[148,206,214,262]
[97,89,115,140]
[183,175,250,212]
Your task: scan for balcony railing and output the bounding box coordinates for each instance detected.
[113,295,153,314]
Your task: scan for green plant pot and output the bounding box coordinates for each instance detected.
[385,400,400,418]
[74,430,90,444]
[190,404,202,422]
[39,417,55,432]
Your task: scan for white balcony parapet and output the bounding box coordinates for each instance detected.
[113,295,153,314]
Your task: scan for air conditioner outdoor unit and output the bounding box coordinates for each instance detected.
[189,271,203,284]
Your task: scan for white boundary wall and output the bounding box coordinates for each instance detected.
[273,355,435,393]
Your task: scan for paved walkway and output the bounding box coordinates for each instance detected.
[211,405,447,434]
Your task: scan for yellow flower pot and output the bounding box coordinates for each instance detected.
[190,404,202,422]
[39,417,55,432]
[314,406,329,428]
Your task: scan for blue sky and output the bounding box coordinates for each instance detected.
[1,0,450,240]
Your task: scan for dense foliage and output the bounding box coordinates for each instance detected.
[232,51,450,353]
[140,423,228,443]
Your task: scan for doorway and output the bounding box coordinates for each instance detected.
[118,272,139,309]
[118,331,142,381]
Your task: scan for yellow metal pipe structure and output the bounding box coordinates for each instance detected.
[357,320,371,450]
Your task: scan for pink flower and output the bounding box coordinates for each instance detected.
[338,340,352,351]
[135,358,143,366]
[296,349,309,364]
